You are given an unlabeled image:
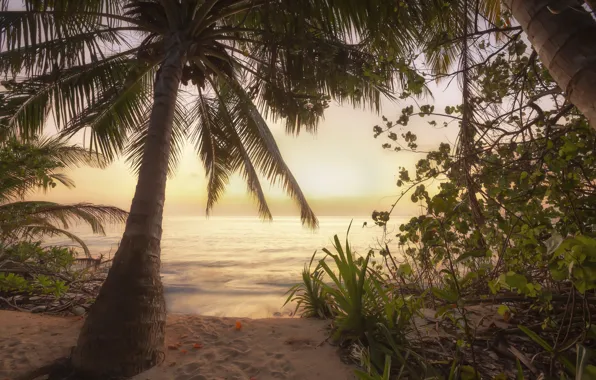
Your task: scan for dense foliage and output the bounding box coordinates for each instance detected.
[0,242,74,298]
[0,138,127,312]
[289,8,596,380]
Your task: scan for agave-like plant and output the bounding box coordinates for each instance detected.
[0,138,128,256]
[284,250,334,319]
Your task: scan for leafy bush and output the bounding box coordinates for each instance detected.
[0,241,75,298]
[288,229,431,377]
[291,32,596,378]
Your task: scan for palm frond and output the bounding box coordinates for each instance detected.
[61,60,157,161]
[5,224,92,258]
[208,80,272,220]
[0,53,143,143]
[0,201,128,233]
[225,78,318,229]
[0,137,107,201]
[35,136,109,168]
[0,14,132,77]
[125,96,188,177]
[0,201,128,258]
[188,87,234,214]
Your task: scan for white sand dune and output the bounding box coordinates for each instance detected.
[0,311,356,380]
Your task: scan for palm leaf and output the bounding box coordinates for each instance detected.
[223,77,318,228]
[188,87,234,214]
[1,0,442,228]
[125,96,188,177]
[9,224,93,258]
[0,201,128,258]
[0,137,107,201]
[208,80,272,220]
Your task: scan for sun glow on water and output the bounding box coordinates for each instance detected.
[50,216,405,318]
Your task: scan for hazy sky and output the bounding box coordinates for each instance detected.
[3,0,464,220]
[33,79,460,219]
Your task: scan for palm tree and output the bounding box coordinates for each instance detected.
[399,0,596,234]
[504,0,596,128]
[416,0,596,128]
[0,0,422,377]
[0,137,128,255]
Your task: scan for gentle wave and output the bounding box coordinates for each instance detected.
[46,216,400,317]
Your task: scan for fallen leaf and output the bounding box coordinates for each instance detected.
[235,321,242,330]
[193,343,203,349]
[180,349,188,354]
[503,311,512,323]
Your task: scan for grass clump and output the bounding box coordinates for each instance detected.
[286,226,435,379]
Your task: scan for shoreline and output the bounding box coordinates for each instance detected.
[0,310,356,380]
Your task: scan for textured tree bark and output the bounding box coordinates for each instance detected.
[506,0,596,128]
[70,38,185,379]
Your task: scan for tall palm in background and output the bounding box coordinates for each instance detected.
[505,0,596,127]
[0,137,128,255]
[417,0,596,128]
[405,0,596,236]
[0,0,427,377]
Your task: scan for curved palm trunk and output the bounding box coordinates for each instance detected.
[71,39,185,378]
[506,0,596,128]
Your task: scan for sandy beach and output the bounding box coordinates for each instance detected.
[0,311,355,380]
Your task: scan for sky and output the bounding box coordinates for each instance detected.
[6,0,462,219]
[34,86,460,219]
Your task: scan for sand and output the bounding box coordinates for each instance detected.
[0,311,356,380]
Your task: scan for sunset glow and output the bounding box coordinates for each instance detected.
[35,92,459,218]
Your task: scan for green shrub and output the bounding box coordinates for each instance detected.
[289,229,429,376]
[284,250,333,318]
[317,233,380,341]
[0,241,75,298]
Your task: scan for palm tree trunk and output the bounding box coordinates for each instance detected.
[506,0,596,128]
[71,37,185,378]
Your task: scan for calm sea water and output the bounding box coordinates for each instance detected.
[51,216,402,317]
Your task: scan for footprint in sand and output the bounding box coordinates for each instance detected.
[175,362,206,380]
[269,370,288,379]
[235,360,258,374]
[283,337,316,349]
[220,347,249,360]
[203,351,216,361]
[181,362,201,373]
[175,374,207,380]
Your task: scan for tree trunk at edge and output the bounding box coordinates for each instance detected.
[506,0,596,128]
[71,38,185,379]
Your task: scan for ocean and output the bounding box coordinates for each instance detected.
[51,216,401,318]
